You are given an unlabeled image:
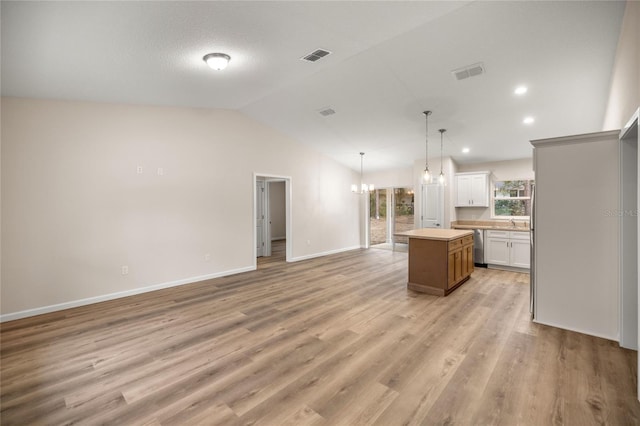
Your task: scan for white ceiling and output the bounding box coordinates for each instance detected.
[1,1,626,172]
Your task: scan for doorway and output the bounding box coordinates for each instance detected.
[254,174,291,269]
[369,187,414,251]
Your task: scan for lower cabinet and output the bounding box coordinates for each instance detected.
[447,248,462,289]
[485,230,530,269]
[510,239,530,268]
[485,235,510,265]
[447,237,474,289]
[462,242,474,276]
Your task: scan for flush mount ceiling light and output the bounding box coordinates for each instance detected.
[423,110,432,183]
[462,147,470,154]
[203,53,231,70]
[351,152,374,194]
[523,116,535,124]
[514,86,528,95]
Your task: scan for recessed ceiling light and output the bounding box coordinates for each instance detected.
[203,53,231,70]
[515,86,528,95]
[523,116,535,124]
[462,147,470,154]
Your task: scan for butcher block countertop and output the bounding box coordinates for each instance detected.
[394,228,473,241]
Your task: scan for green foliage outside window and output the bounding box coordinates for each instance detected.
[493,180,534,217]
[369,188,414,218]
[370,190,386,218]
[495,199,529,216]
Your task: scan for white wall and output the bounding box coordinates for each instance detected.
[603,0,640,131]
[413,156,457,229]
[1,97,361,319]
[357,159,458,233]
[269,181,286,240]
[455,158,534,221]
[532,131,620,340]
[366,167,413,189]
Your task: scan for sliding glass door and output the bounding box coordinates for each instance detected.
[369,187,414,247]
[369,189,388,245]
[393,188,414,244]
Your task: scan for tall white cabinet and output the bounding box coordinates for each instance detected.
[531,130,620,340]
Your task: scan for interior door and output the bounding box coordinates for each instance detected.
[421,183,444,228]
[264,181,272,257]
[256,180,265,257]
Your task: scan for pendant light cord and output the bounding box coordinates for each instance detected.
[439,129,446,182]
[423,111,431,171]
[425,115,429,169]
[360,152,364,189]
[440,130,443,175]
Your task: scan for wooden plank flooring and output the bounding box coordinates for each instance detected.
[2,243,640,425]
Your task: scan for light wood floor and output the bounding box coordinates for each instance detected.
[2,246,640,425]
[257,239,287,268]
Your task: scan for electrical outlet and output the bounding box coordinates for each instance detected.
[307,240,311,246]
[204,253,211,262]
[157,167,164,176]
[121,265,129,275]
[136,166,143,174]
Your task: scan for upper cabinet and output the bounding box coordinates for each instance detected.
[455,172,490,207]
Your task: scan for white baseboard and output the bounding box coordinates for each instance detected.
[532,318,617,342]
[487,264,530,273]
[0,265,256,323]
[289,245,361,262]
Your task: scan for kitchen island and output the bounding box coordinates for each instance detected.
[395,229,474,296]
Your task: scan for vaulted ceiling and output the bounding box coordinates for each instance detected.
[1,1,626,171]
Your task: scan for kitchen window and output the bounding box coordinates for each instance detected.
[492,179,534,218]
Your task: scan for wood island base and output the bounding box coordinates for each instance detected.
[408,275,471,296]
[395,228,475,296]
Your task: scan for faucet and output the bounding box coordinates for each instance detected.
[510,219,516,228]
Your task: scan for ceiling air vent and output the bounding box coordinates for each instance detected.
[302,49,332,62]
[318,107,336,117]
[452,62,485,81]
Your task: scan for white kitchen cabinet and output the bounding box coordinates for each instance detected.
[485,235,510,265]
[455,172,489,207]
[486,230,530,269]
[510,239,530,268]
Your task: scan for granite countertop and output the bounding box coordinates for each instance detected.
[451,220,530,231]
[394,228,473,241]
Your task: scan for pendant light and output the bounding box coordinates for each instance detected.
[351,152,374,193]
[423,111,432,182]
[438,129,446,185]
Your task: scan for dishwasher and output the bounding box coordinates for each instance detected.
[472,229,487,267]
